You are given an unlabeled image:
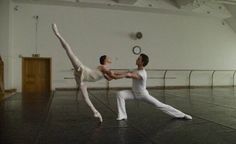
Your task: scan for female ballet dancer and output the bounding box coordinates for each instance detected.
[52,24,126,122]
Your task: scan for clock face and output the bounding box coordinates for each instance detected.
[132,46,141,55]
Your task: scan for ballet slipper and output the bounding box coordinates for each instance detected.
[116,117,127,121]
[183,114,192,120]
[94,111,103,123]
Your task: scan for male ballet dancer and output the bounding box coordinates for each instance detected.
[52,24,126,122]
[116,53,192,120]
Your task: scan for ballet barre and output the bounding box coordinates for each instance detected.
[64,69,236,89]
[112,69,236,89]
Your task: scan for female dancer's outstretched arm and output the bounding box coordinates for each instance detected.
[52,24,103,122]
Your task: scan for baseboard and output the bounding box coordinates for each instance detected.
[55,87,131,91]
[5,88,17,93]
[55,85,236,91]
[0,89,17,102]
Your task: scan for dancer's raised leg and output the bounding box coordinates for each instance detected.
[52,24,83,71]
[80,83,103,122]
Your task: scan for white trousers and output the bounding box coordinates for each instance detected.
[116,90,186,119]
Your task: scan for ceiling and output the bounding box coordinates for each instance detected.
[13,0,236,32]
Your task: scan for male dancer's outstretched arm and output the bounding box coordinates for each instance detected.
[102,69,127,80]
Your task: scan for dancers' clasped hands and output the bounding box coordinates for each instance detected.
[107,70,133,81]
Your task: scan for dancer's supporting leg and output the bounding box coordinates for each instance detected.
[52,24,103,122]
[116,90,133,120]
[80,83,103,122]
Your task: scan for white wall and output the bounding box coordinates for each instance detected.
[0,0,9,59]
[9,2,236,91]
[0,0,11,89]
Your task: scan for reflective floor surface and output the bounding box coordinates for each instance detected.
[1,88,236,144]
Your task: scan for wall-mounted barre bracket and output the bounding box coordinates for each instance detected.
[211,70,216,88]
[189,70,193,88]
[233,71,236,87]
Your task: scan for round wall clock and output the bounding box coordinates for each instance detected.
[132,46,142,55]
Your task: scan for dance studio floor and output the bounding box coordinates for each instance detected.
[1,88,236,144]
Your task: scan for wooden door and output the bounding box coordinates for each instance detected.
[22,58,51,93]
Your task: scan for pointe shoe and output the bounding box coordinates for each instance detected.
[52,23,60,36]
[183,114,192,120]
[94,111,103,123]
